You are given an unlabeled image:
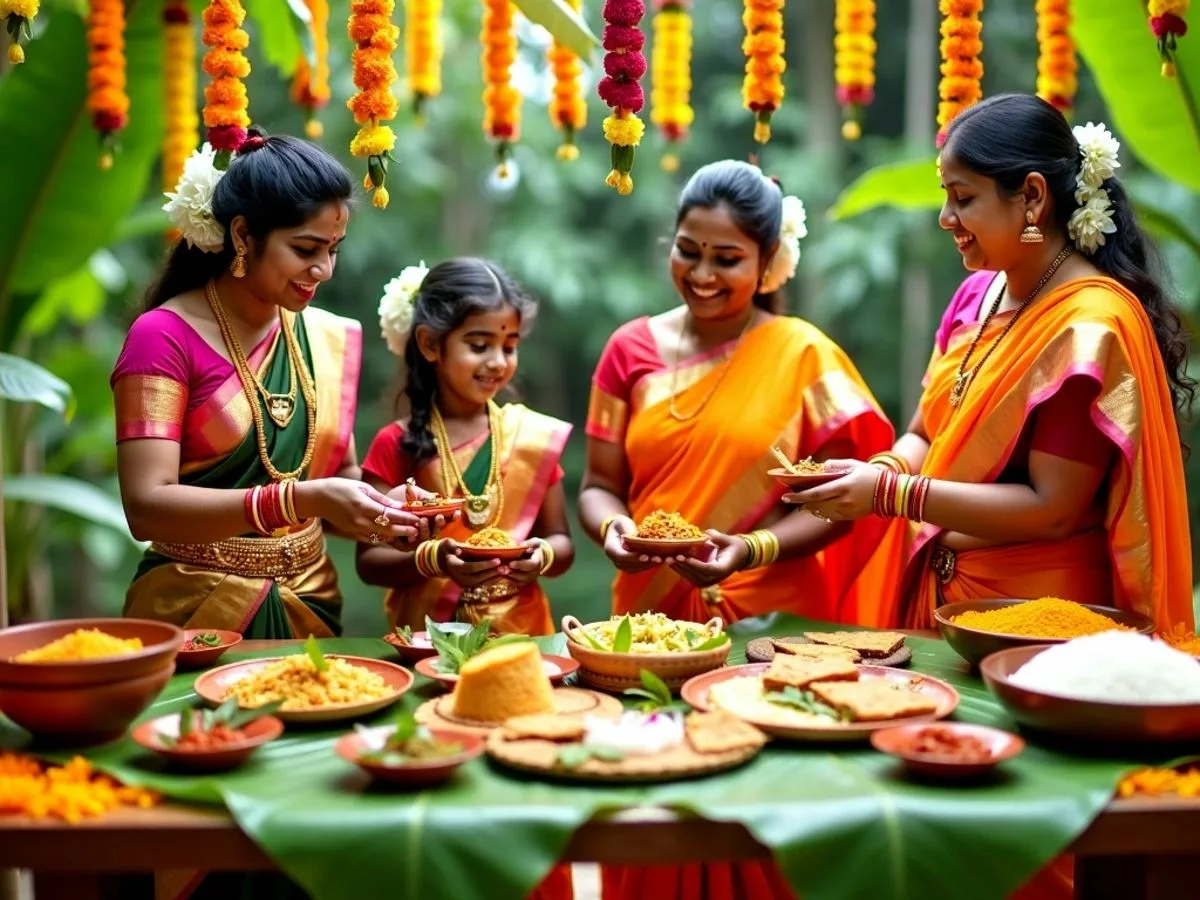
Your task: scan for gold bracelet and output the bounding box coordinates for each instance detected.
[750,529,780,566]
[415,540,444,578]
[739,532,762,570]
[537,538,555,575]
[869,452,911,476]
[599,515,619,543]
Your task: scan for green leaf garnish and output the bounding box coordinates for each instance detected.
[556,743,626,769]
[765,687,845,720]
[622,668,673,711]
[612,614,633,653]
[227,699,284,731]
[690,632,731,652]
[387,709,419,748]
[576,625,607,651]
[178,706,195,738]
[590,746,626,762]
[304,634,328,673]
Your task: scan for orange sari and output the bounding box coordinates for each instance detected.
[855,275,1194,900]
[376,403,571,636]
[589,315,892,900]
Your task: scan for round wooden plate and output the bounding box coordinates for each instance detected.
[744,636,912,669]
[486,728,762,783]
[414,687,622,736]
[194,655,413,724]
[681,662,958,743]
[415,654,580,689]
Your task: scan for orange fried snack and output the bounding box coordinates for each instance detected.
[634,510,704,540]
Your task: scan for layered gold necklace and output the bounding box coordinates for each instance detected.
[431,400,504,528]
[205,281,317,482]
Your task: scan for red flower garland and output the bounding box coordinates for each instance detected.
[598,0,647,195]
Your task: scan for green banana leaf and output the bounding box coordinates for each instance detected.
[830,157,942,221]
[511,0,599,61]
[4,618,1162,900]
[247,0,315,79]
[0,1,163,342]
[1074,0,1200,191]
[3,474,137,539]
[0,352,73,416]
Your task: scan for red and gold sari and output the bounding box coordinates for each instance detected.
[362,403,572,636]
[589,315,893,900]
[112,305,362,638]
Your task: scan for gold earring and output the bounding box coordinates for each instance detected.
[1020,210,1044,244]
[230,247,247,278]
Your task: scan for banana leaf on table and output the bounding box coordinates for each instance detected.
[0,616,1163,900]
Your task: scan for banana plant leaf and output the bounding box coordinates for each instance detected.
[511,0,598,61]
[2,619,1164,900]
[830,157,942,221]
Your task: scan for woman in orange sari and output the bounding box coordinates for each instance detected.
[786,94,1195,900]
[578,160,894,900]
[113,130,422,645]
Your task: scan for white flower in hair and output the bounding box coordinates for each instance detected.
[1073,122,1121,187]
[162,144,225,253]
[759,195,807,293]
[1068,192,1118,254]
[378,261,430,357]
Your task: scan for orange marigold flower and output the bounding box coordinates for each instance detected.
[1035,0,1076,114]
[481,0,521,151]
[742,0,786,142]
[935,0,983,146]
[347,0,399,206]
[201,0,252,154]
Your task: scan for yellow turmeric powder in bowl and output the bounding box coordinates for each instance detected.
[950,598,1132,640]
[633,510,704,541]
[13,628,143,663]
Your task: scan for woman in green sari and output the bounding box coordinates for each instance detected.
[112,129,426,639]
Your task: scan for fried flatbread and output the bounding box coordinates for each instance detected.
[685,711,767,755]
[761,655,859,692]
[808,680,939,722]
[770,640,860,663]
[802,631,906,659]
[502,714,586,742]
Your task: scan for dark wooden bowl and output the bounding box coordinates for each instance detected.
[0,618,183,686]
[934,599,1154,668]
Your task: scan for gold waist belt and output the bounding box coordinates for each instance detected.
[460,579,521,605]
[151,519,324,579]
[931,546,956,585]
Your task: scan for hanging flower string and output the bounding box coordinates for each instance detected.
[482,0,521,180]
[1,0,38,64]
[599,0,647,195]
[406,0,443,120]
[290,0,330,138]
[347,0,400,208]
[935,0,983,148]
[1034,0,1075,115]
[87,0,129,169]
[201,0,251,169]
[650,0,692,172]
[549,0,587,160]
[1148,0,1189,77]
[834,0,875,141]
[742,0,785,143]
[163,0,199,241]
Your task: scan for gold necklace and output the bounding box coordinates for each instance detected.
[431,400,504,528]
[205,281,318,482]
[949,246,1074,409]
[667,312,756,422]
[214,304,298,427]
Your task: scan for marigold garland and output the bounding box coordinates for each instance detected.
[406,0,443,119]
[742,0,785,143]
[1034,0,1075,115]
[482,0,521,176]
[548,0,587,160]
[86,0,129,169]
[599,0,647,194]
[347,0,400,208]
[290,0,330,138]
[201,0,252,168]
[650,0,692,171]
[834,0,876,141]
[163,0,199,240]
[935,0,984,148]
[1,0,38,64]
[1148,0,1190,77]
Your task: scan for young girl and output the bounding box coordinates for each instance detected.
[356,257,575,638]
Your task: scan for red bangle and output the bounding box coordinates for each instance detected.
[244,487,259,534]
[262,483,288,531]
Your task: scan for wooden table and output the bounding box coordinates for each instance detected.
[4,640,1198,900]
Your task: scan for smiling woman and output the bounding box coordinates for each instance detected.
[111,127,425,641]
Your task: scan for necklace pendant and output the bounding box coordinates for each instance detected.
[465,493,493,528]
[267,394,296,428]
[949,373,969,408]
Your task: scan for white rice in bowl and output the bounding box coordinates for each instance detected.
[1008,631,1200,704]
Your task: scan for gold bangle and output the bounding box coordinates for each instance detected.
[751,529,779,566]
[869,452,911,476]
[739,533,761,570]
[538,538,555,575]
[599,515,619,543]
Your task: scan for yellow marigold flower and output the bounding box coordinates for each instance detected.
[935,0,983,144]
[7,43,24,64]
[350,123,395,157]
[372,185,390,208]
[651,3,693,156]
[481,0,521,147]
[741,0,786,141]
[603,113,645,147]
[406,0,443,106]
[347,0,399,198]
[5,0,37,18]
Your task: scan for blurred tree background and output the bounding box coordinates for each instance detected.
[1,0,1198,635]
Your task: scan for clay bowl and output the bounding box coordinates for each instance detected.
[382,630,439,663]
[402,498,464,519]
[176,629,243,671]
[132,712,284,772]
[0,665,175,747]
[454,543,532,562]
[767,466,852,490]
[980,644,1200,743]
[620,535,710,559]
[0,618,183,686]
[871,722,1025,780]
[336,726,485,786]
[934,599,1154,668]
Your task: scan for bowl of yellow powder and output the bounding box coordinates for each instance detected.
[934,598,1154,668]
[0,618,184,746]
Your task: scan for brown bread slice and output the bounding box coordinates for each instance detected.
[685,711,767,754]
[808,680,939,722]
[802,631,906,659]
[771,640,860,663]
[761,655,859,692]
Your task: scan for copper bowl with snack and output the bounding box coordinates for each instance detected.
[871,722,1024,780]
[0,618,183,746]
[620,510,710,559]
[934,599,1154,668]
[176,629,243,671]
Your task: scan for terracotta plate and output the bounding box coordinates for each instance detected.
[870,722,1024,780]
[402,499,464,519]
[414,687,623,735]
[132,712,283,772]
[767,466,851,489]
[415,654,580,689]
[176,629,243,671]
[194,655,413,724]
[454,544,531,562]
[681,662,959,743]
[336,727,484,786]
[621,535,710,558]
